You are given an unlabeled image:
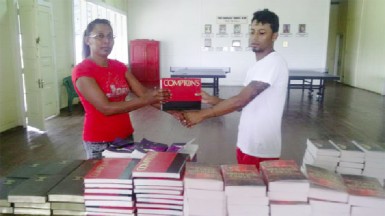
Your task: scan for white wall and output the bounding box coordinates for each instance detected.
[127,0,331,85]
[343,0,385,95]
[0,0,24,132]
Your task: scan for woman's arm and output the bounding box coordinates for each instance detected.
[75,72,169,116]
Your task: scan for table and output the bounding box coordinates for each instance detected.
[170,67,230,96]
[288,70,340,102]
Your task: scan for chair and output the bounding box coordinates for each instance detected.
[63,76,79,113]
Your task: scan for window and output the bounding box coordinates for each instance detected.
[73,0,128,64]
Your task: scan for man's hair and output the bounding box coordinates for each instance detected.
[251,9,279,33]
[82,19,112,59]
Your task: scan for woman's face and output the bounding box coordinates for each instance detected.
[86,23,114,58]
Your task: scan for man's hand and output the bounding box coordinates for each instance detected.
[182,111,205,128]
[200,91,221,105]
[166,110,185,122]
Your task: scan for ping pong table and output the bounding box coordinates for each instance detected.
[170,67,230,96]
[288,70,340,102]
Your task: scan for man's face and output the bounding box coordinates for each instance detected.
[249,20,277,53]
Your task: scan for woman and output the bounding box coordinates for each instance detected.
[72,19,170,159]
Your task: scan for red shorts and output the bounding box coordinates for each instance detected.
[236,148,279,171]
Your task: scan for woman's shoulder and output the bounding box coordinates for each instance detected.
[108,59,128,71]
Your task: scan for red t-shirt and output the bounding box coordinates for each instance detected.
[72,59,134,142]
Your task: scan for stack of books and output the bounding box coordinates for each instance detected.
[221,164,268,216]
[305,164,350,216]
[132,151,189,216]
[6,160,84,215]
[329,138,365,175]
[48,159,99,215]
[302,138,340,171]
[260,160,311,216]
[83,158,139,216]
[342,174,385,216]
[353,140,385,185]
[183,163,226,216]
[0,177,26,214]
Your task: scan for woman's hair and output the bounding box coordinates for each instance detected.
[252,9,279,33]
[82,19,112,59]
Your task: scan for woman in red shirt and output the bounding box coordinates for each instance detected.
[72,19,170,159]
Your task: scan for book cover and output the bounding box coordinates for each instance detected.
[259,160,309,192]
[329,138,365,159]
[48,159,99,202]
[221,164,265,187]
[137,138,169,152]
[352,140,385,159]
[307,138,340,157]
[5,162,48,179]
[6,160,84,179]
[160,78,201,111]
[221,164,266,197]
[184,163,223,190]
[132,152,189,179]
[305,164,348,202]
[103,138,169,159]
[343,174,385,208]
[84,158,140,184]
[0,177,26,206]
[8,174,66,203]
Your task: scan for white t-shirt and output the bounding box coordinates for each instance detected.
[236,51,288,158]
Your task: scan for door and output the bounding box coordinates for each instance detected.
[18,0,58,131]
[146,41,159,82]
[130,40,147,81]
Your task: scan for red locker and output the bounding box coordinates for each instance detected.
[129,39,160,83]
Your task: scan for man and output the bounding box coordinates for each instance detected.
[182,9,288,170]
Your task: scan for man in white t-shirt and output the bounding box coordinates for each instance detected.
[182,9,288,170]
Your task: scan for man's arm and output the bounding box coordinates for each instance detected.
[182,80,270,127]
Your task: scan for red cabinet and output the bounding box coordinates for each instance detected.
[129,39,160,83]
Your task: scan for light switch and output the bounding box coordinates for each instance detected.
[283,41,288,47]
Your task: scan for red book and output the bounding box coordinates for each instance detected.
[342,174,385,208]
[132,152,189,179]
[259,160,309,192]
[160,78,201,110]
[184,162,223,190]
[221,164,266,196]
[84,158,140,184]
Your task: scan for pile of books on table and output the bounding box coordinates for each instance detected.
[132,151,189,216]
[83,158,139,215]
[302,138,340,171]
[305,164,350,216]
[221,164,268,216]
[183,163,226,216]
[353,140,385,185]
[3,160,84,215]
[260,160,311,216]
[329,138,365,175]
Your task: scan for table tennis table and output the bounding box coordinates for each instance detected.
[288,70,340,102]
[170,67,230,96]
